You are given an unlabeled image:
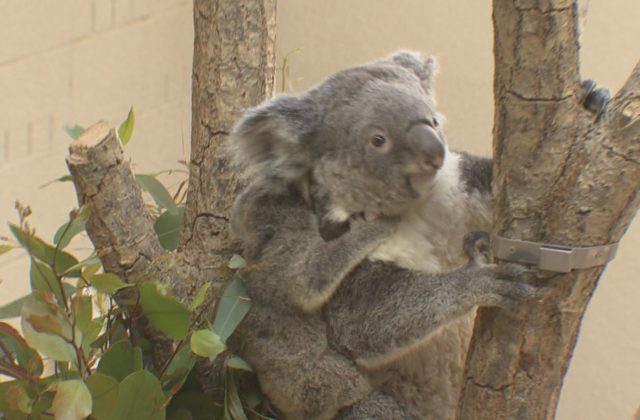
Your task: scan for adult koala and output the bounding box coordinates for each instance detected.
[228,51,535,419]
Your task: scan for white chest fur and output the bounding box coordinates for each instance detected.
[369,152,492,273]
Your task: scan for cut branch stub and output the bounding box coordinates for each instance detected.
[66,121,166,282]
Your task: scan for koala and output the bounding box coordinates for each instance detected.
[228,51,537,420]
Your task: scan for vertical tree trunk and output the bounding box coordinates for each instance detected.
[180,0,276,260]
[458,1,640,419]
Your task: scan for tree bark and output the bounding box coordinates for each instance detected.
[66,0,276,401]
[458,1,640,419]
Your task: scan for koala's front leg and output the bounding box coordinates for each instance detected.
[288,217,397,313]
[327,261,538,368]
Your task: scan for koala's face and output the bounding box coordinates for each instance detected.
[231,51,446,220]
[312,69,446,219]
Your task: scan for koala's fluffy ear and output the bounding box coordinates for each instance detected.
[229,95,313,182]
[380,50,438,96]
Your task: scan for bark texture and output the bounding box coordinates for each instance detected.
[458,1,640,419]
[66,0,276,401]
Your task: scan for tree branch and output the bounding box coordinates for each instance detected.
[458,1,639,418]
[66,122,166,281]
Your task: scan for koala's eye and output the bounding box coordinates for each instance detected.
[370,135,387,148]
[425,118,438,128]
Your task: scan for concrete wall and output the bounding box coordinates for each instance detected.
[1,1,638,418]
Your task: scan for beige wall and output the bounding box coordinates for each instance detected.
[1,1,638,419]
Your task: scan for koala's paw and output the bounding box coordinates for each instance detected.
[476,263,541,307]
[581,79,610,122]
[463,231,492,266]
[494,262,530,280]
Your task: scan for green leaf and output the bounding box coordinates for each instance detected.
[71,295,92,333]
[52,379,93,420]
[30,259,65,304]
[0,322,43,376]
[190,329,225,358]
[85,373,119,420]
[88,273,131,294]
[21,294,77,362]
[54,206,90,249]
[213,278,251,343]
[5,381,33,414]
[136,174,179,214]
[40,174,74,189]
[0,294,30,320]
[96,340,143,382]
[224,371,248,420]
[161,344,196,398]
[62,255,102,277]
[227,254,246,270]
[118,107,135,145]
[112,370,165,420]
[167,392,223,420]
[9,223,80,277]
[225,356,253,372]
[64,125,85,140]
[154,207,184,251]
[140,283,191,340]
[189,283,210,311]
[0,244,15,255]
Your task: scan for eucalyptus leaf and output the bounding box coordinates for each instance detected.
[140,283,191,340]
[21,295,77,362]
[88,273,131,294]
[167,392,223,420]
[64,125,85,140]
[189,283,210,311]
[51,379,93,420]
[0,322,43,376]
[190,329,225,358]
[161,344,196,398]
[225,356,253,372]
[154,207,184,251]
[0,244,15,255]
[9,223,80,277]
[53,207,90,249]
[96,340,143,382]
[0,294,30,320]
[136,174,179,214]
[213,278,251,343]
[118,107,135,145]
[112,370,165,420]
[30,259,65,304]
[85,373,119,420]
[224,371,248,420]
[227,254,246,270]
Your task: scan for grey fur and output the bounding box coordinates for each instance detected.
[458,151,493,194]
[228,51,536,419]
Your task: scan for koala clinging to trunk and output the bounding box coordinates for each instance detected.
[228,51,537,419]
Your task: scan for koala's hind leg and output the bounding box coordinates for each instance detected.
[336,392,413,420]
[237,304,372,420]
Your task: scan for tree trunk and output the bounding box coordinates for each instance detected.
[66,0,276,401]
[458,1,640,419]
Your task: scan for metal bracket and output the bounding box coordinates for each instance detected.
[492,235,619,273]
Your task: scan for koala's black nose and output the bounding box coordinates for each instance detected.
[409,124,445,171]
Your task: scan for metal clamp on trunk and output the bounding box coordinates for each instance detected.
[492,235,619,273]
